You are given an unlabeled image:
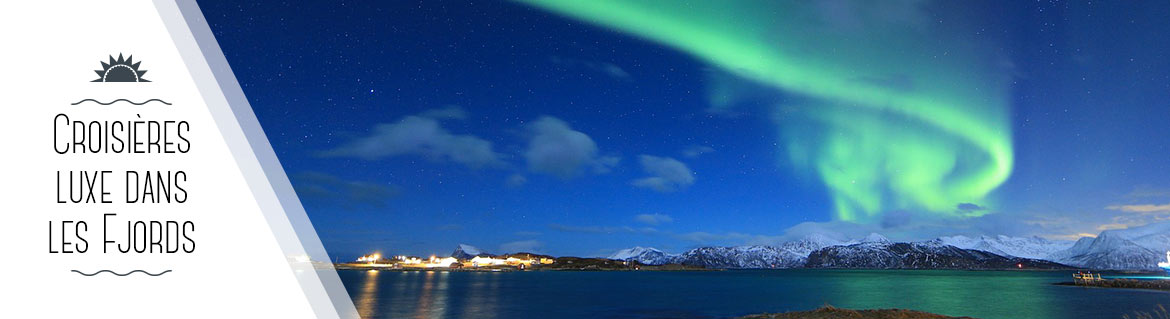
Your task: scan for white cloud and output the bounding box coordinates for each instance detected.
[322,108,503,168]
[635,213,674,225]
[524,116,619,178]
[631,155,695,192]
[1107,203,1170,213]
[1100,203,1170,231]
[600,63,631,79]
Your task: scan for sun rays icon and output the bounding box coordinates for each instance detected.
[92,53,150,82]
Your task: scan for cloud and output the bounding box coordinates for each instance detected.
[321,108,504,168]
[955,203,987,216]
[291,172,398,208]
[1100,203,1170,230]
[524,116,619,178]
[682,145,715,158]
[631,155,695,192]
[500,240,543,253]
[1095,223,1129,231]
[1047,233,1101,241]
[634,213,674,225]
[1107,203,1170,213]
[600,63,632,79]
[514,231,541,237]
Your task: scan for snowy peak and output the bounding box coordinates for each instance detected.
[781,234,845,256]
[1051,233,1159,270]
[861,233,891,244]
[608,246,676,265]
[458,244,483,255]
[451,244,491,259]
[602,225,1170,270]
[926,235,1071,260]
[1101,221,1170,255]
[805,241,1068,270]
[608,246,662,260]
[799,233,844,248]
[1047,221,1170,270]
[676,245,807,269]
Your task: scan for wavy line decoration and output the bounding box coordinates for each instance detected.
[71,98,172,106]
[71,269,172,277]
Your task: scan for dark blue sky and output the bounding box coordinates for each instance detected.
[201,1,1170,259]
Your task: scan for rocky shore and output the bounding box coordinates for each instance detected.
[741,305,974,319]
[1055,278,1170,291]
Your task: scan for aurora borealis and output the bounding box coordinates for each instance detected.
[204,0,1170,257]
[517,0,1013,222]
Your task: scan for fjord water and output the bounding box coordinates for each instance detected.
[338,269,1169,319]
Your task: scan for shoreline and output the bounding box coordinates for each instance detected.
[740,305,974,319]
[1054,278,1170,291]
[334,265,1147,273]
[334,263,717,272]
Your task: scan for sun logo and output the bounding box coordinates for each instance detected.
[92,53,150,82]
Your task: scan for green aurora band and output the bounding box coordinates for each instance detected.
[518,0,1014,222]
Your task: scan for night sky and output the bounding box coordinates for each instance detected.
[201,1,1170,259]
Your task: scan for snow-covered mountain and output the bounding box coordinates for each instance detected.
[1049,233,1158,270]
[607,247,676,265]
[604,222,1170,270]
[671,235,844,269]
[1045,222,1170,270]
[860,233,892,244]
[1105,221,1170,257]
[925,235,1072,260]
[451,244,491,259]
[783,234,847,257]
[805,241,1068,270]
[662,233,1067,270]
[673,245,800,268]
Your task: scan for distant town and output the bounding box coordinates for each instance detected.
[344,253,555,270]
[333,244,707,272]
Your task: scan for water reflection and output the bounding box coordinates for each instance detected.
[411,271,451,319]
[824,270,1057,318]
[340,270,1167,319]
[459,272,499,319]
[355,270,380,318]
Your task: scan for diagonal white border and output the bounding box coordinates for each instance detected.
[154,1,359,317]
